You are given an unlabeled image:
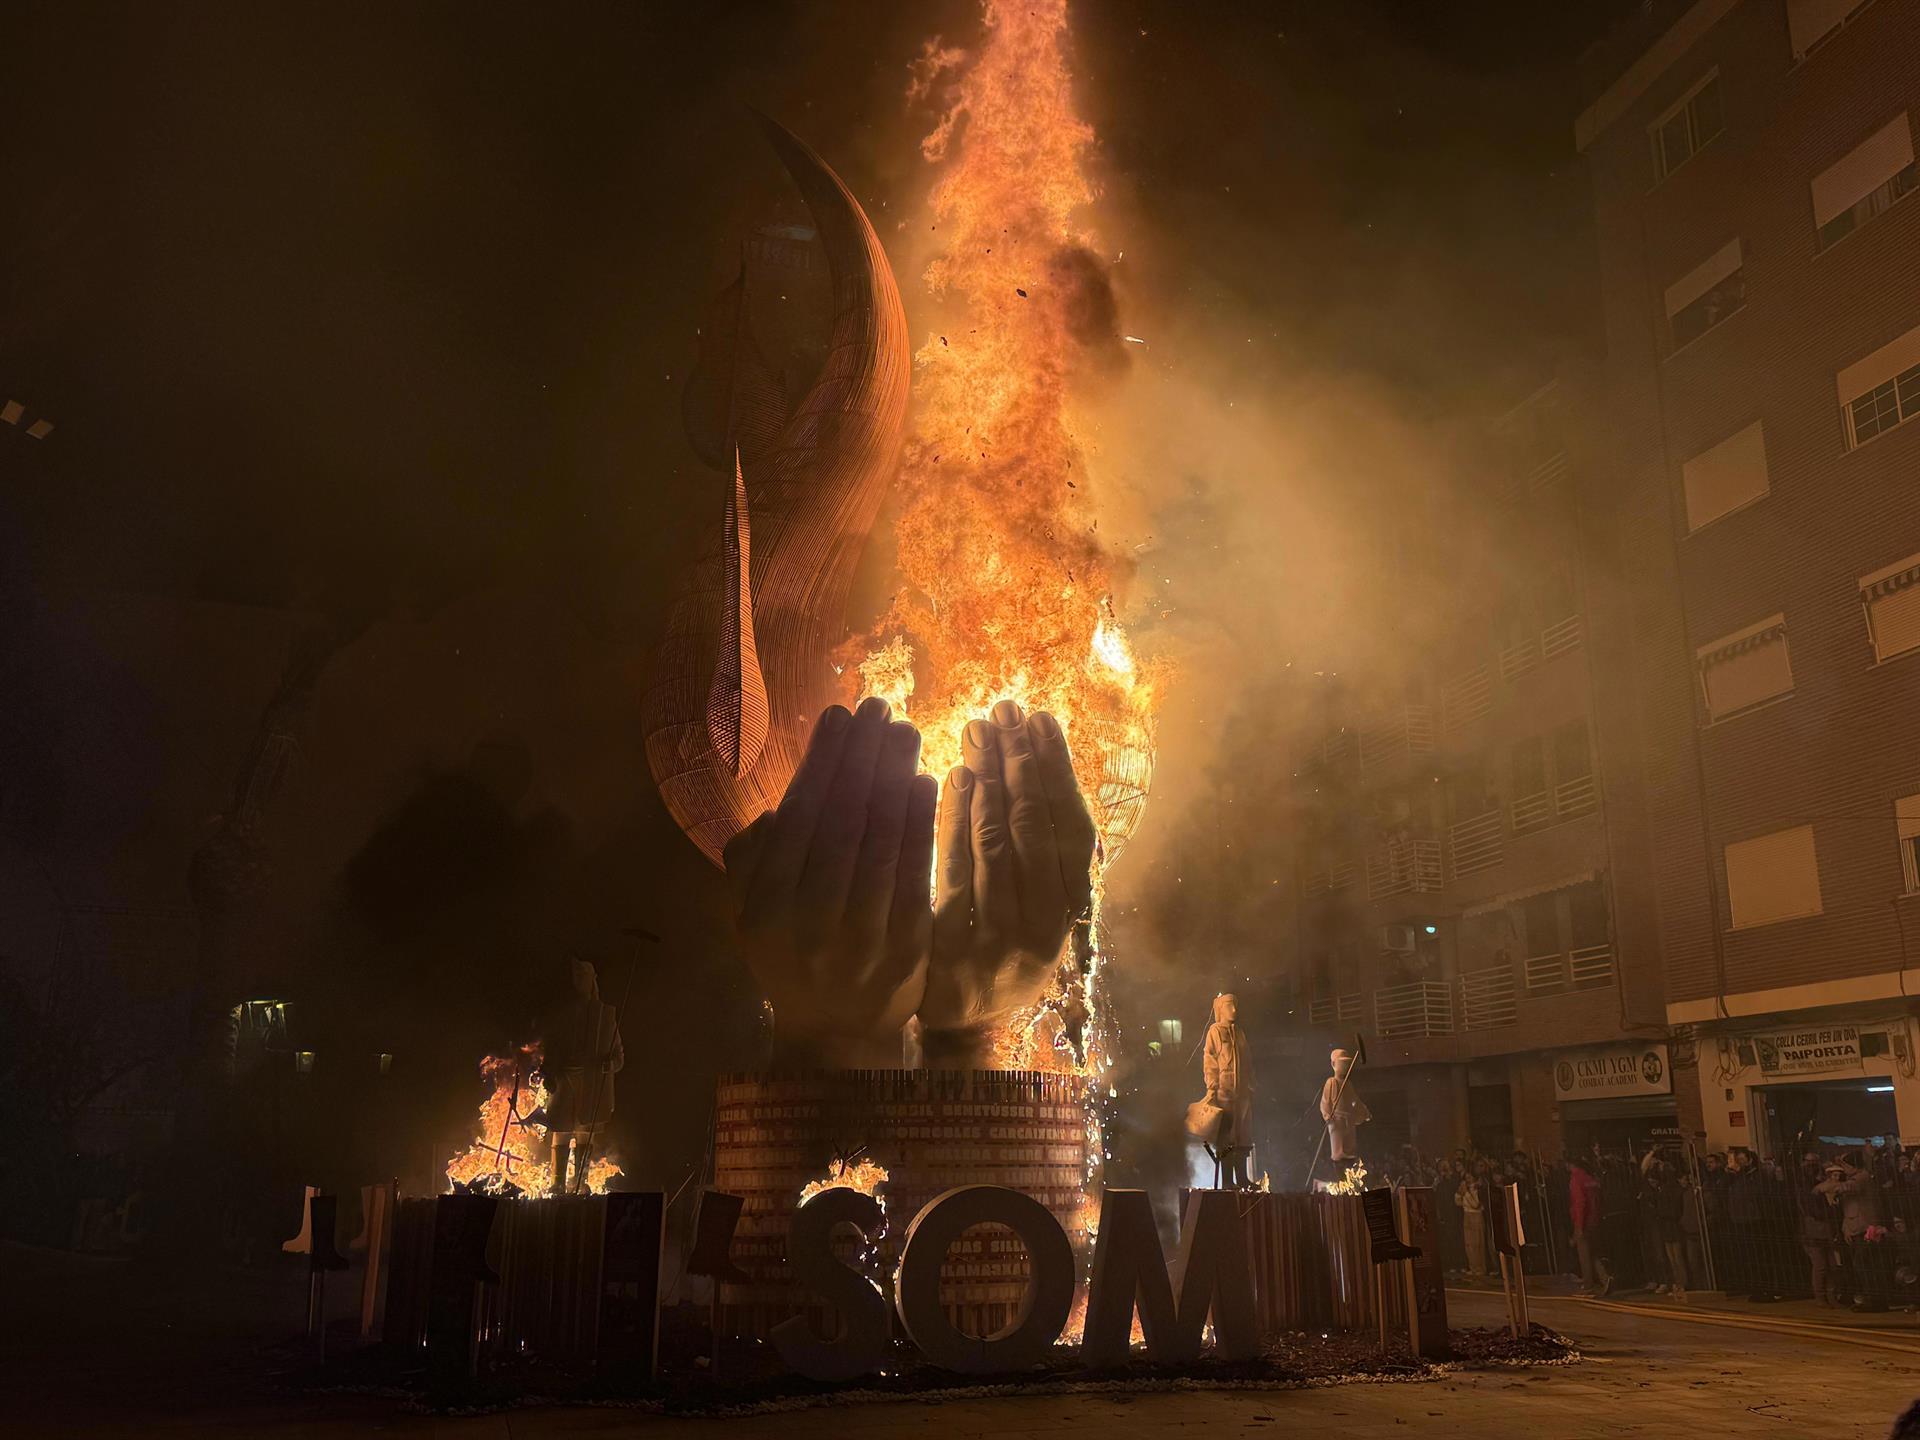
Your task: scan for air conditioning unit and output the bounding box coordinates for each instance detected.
[1381,923,1417,954]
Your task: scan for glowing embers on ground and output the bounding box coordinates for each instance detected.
[860,0,1158,1083]
[444,1048,622,1197]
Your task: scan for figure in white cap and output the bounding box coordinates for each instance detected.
[1320,1046,1371,1165]
[1203,993,1255,1188]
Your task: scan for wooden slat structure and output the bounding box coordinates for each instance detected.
[382,1194,653,1374]
[1199,1190,1409,1337]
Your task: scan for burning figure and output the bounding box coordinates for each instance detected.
[538,957,625,1196]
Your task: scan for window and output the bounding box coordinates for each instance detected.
[1814,114,1916,251]
[1157,1018,1183,1048]
[1651,72,1724,180]
[1861,554,1920,662]
[1665,238,1745,349]
[1840,325,1920,448]
[1725,826,1823,928]
[1552,721,1593,781]
[1448,760,1494,821]
[1696,615,1792,722]
[1567,880,1611,951]
[1520,894,1561,957]
[1510,736,1547,797]
[1682,420,1769,532]
[1899,795,1920,893]
[1789,0,1872,60]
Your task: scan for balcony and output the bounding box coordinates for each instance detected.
[1570,944,1615,988]
[1309,993,1363,1026]
[1441,665,1493,732]
[1542,613,1583,659]
[1460,964,1518,1030]
[1375,980,1454,1039]
[1529,450,1570,494]
[1510,789,1554,834]
[1448,811,1504,879]
[1360,705,1435,778]
[1500,636,1542,682]
[1367,839,1443,898]
[1523,952,1569,990]
[1302,858,1359,899]
[1555,773,1598,819]
[1524,945,1614,993]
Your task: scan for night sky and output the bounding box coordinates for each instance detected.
[0,0,1640,1190]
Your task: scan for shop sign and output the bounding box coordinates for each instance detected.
[1552,1043,1671,1100]
[1751,1022,1861,1075]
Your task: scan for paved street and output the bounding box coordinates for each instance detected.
[17,1286,1919,1438]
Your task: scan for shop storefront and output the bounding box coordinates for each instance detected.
[1552,1041,1679,1158]
[1690,1014,1915,1157]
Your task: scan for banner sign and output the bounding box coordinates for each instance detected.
[1752,1023,1861,1075]
[1553,1043,1670,1100]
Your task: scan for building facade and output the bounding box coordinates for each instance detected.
[1290,382,1676,1166]
[1578,0,1920,1160]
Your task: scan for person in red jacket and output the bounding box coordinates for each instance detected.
[1570,1157,1613,1295]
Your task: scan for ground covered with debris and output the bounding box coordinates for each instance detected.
[295,1313,1576,1418]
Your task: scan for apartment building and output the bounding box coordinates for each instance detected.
[1577,0,1920,1159]
[1290,383,1675,1164]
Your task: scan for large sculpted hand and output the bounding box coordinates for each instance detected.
[921,700,1097,1067]
[723,698,936,1068]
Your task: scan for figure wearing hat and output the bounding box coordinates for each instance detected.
[1203,993,1256,1189]
[1320,1046,1371,1166]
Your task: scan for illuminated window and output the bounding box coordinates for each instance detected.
[1651,72,1724,181]
[294,1050,316,1074]
[1157,1018,1183,1048]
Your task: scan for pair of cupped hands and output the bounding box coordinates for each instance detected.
[724,697,1097,1069]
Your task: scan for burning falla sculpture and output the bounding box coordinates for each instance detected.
[643,116,910,865]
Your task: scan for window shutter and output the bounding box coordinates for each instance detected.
[1664,238,1742,319]
[1867,585,1920,661]
[1789,0,1868,58]
[1726,826,1822,929]
[1837,324,1920,406]
[1896,794,1920,843]
[1698,620,1792,720]
[1812,114,1914,227]
[1899,796,1920,894]
[1682,420,1769,531]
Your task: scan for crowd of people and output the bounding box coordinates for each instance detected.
[1375,1141,1920,1312]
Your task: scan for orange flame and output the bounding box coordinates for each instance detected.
[444,1049,621,1197]
[860,0,1158,1075]
[797,1157,891,1207]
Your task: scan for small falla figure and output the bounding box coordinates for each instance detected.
[1203,993,1255,1188]
[1320,1046,1371,1165]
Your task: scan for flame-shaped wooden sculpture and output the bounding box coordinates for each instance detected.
[644,117,910,864]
